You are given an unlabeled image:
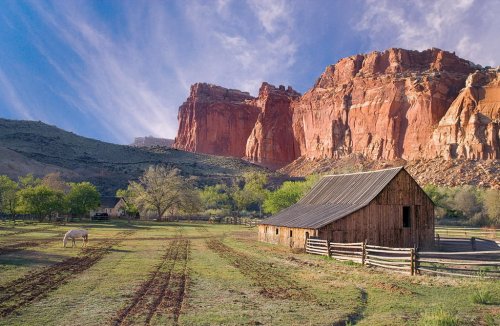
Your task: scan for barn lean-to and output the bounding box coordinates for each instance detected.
[258,167,435,249]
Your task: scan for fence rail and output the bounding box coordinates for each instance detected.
[435,227,499,239]
[305,238,500,278]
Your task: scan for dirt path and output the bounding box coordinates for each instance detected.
[111,238,190,326]
[206,239,312,300]
[0,230,135,317]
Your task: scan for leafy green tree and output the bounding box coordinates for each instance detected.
[483,189,500,226]
[116,188,139,218]
[65,182,100,218]
[17,185,64,221]
[0,175,18,217]
[200,184,230,210]
[263,175,319,214]
[18,174,41,189]
[228,172,269,216]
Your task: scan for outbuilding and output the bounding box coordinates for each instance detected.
[258,167,435,249]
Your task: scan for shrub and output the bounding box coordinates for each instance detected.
[419,308,459,326]
[472,289,494,304]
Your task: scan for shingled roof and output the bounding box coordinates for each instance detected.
[261,167,404,229]
[99,196,123,209]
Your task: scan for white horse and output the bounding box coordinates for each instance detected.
[63,229,89,248]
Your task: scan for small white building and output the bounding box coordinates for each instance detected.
[90,197,127,218]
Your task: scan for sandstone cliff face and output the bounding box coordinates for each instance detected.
[173,83,259,157]
[174,48,498,171]
[292,48,476,161]
[426,69,500,160]
[245,83,301,168]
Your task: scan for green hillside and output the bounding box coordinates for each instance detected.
[0,118,268,194]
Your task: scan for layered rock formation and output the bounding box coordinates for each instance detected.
[426,69,499,160]
[174,48,499,171]
[246,83,301,168]
[174,83,259,157]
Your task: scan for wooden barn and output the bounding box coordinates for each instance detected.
[258,167,435,249]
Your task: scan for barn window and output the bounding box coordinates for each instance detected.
[276,228,279,235]
[403,206,411,228]
[290,230,293,237]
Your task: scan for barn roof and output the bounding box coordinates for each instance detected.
[261,167,404,229]
[99,196,123,209]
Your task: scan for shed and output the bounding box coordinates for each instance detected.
[258,167,434,249]
[90,197,127,218]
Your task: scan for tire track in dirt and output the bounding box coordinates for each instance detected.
[206,239,312,300]
[0,230,135,317]
[112,238,190,326]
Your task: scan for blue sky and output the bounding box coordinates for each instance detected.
[0,0,498,144]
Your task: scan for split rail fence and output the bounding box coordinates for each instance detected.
[305,238,500,278]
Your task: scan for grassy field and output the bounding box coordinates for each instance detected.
[0,220,498,326]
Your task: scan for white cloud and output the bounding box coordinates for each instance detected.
[357,0,499,67]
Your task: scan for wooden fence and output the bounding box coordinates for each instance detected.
[435,227,499,239]
[305,238,499,278]
[416,250,500,278]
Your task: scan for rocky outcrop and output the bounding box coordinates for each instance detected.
[132,136,174,148]
[425,69,500,160]
[174,48,499,171]
[173,83,259,157]
[245,83,301,168]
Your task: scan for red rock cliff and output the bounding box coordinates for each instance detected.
[292,48,476,161]
[426,69,500,159]
[173,83,259,157]
[245,83,301,168]
[174,48,498,169]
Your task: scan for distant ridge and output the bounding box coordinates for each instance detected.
[0,118,267,195]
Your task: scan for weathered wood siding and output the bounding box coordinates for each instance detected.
[258,225,316,249]
[318,170,434,248]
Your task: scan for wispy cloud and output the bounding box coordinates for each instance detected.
[357,0,499,66]
[3,0,299,143]
[0,68,35,120]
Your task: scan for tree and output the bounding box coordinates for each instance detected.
[0,175,18,217]
[127,165,198,220]
[42,172,70,193]
[230,172,270,216]
[453,186,481,218]
[17,185,64,221]
[18,174,41,189]
[483,189,500,226]
[65,182,100,218]
[116,188,139,219]
[263,175,319,214]
[200,184,230,210]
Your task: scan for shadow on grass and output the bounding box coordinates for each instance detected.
[0,250,68,267]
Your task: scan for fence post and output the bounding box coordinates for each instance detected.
[471,237,476,251]
[326,240,331,257]
[362,239,367,265]
[436,234,440,250]
[410,248,415,276]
